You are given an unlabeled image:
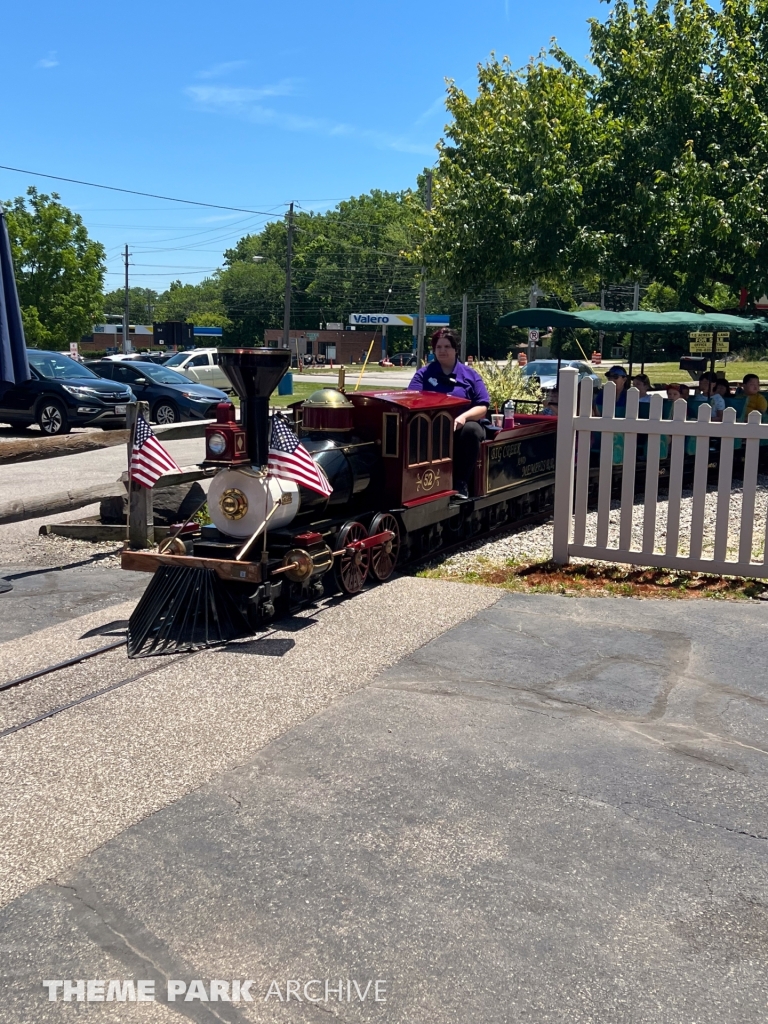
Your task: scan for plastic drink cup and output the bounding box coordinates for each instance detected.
[491,413,504,427]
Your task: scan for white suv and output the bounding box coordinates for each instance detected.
[163,349,233,392]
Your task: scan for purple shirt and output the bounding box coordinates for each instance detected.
[408,359,490,407]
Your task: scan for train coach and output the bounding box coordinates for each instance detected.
[123,348,557,656]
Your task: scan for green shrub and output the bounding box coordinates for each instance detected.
[475,357,543,411]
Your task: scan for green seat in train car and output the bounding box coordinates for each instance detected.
[725,395,747,450]
[609,401,669,465]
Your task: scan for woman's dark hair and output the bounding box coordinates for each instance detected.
[699,371,719,384]
[632,373,651,387]
[431,327,459,352]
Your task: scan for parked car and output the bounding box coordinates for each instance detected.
[88,360,228,424]
[162,348,233,391]
[522,359,600,391]
[390,352,417,366]
[0,350,134,435]
[100,352,169,364]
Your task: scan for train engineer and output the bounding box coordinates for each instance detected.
[407,327,490,497]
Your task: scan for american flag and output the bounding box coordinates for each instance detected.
[129,413,180,488]
[268,415,332,497]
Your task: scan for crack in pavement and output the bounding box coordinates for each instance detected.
[53,880,252,1023]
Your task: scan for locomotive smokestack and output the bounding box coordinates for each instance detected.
[217,349,290,468]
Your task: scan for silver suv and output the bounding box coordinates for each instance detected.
[163,349,233,392]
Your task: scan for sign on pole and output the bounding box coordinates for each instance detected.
[349,313,450,328]
[528,329,540,344]
[689,331,729,353]
[69,342,79,361]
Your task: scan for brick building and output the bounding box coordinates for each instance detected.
[263,329,379,364]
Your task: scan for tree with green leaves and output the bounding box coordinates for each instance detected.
[224,191,421,330]
[102,286,159,325]
[424,0,768,314]
[4,188,105,348]
[154,277,231,330]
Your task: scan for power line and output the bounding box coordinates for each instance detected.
[0,163,286,217]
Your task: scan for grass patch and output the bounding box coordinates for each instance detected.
[611,359,768,386]
[418,558,768,600]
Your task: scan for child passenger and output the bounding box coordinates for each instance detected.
[696,372,725,421]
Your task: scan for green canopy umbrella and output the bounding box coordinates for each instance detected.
[497,308,768,333]
[498,308,768,378]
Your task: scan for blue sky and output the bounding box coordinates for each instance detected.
[1,0,605,295]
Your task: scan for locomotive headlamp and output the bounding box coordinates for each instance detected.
[204,403,249,465]
[207,431,228,456]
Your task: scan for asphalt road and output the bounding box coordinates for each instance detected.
[1,590,766,1021]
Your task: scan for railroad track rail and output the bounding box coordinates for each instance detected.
[0,507,554,740]
[0,592,357,740]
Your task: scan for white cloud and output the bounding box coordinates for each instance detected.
[413,94,446,127]
[36,52,58,69]
[198,60,247,79]
[185,80,436,156]
[186,80,298,109]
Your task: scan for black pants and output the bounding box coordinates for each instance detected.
[454,420,485,490]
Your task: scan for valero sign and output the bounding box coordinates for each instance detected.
[349,313,450,327]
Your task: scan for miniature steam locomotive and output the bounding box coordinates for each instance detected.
[123,348,557,656]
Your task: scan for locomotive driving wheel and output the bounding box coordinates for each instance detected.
[369,513,400,582]
[334,520,370,595]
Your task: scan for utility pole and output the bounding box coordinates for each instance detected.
[416,171,433,365]
[460,292,468,362]
[527,281,541,362]
[476,304,481,359]
[123,244,131,354]
[282,202,294,352]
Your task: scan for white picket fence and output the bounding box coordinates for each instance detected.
[552,366,768,578]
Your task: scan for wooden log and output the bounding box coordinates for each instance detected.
[0,418,213,466]
[0,464,213,527]
[0,430,129,465]
[0,482,125,525]
[40,522,175,541]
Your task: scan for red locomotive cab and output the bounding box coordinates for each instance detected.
[348,391,470,506]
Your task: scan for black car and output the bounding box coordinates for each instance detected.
[88,360,228,424]
[0,350,135,435]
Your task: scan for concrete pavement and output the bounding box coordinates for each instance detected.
[1,590,767,1021]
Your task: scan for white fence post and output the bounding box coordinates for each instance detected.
[552,367,579,564]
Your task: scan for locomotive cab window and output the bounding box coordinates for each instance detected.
[383,412,399,457]
[432,413,453,462]
[407,414,431,466]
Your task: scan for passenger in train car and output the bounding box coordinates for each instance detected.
[541,389,559,415]
[666,383,690,403]
[631,373,652,403]
[694,372,726,420]
[714,378,732,401]
[594,365,628,414]
[738,374,768,417]
[408,327,490,497]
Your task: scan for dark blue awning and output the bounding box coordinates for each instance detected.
[0,209,30,385]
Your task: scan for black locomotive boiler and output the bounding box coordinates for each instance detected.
[123,348,556,656]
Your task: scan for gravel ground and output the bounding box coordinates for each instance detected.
[0,436,206,571]
[0,576,501,909]
[433,477,768,577]
[0,505,123,570]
